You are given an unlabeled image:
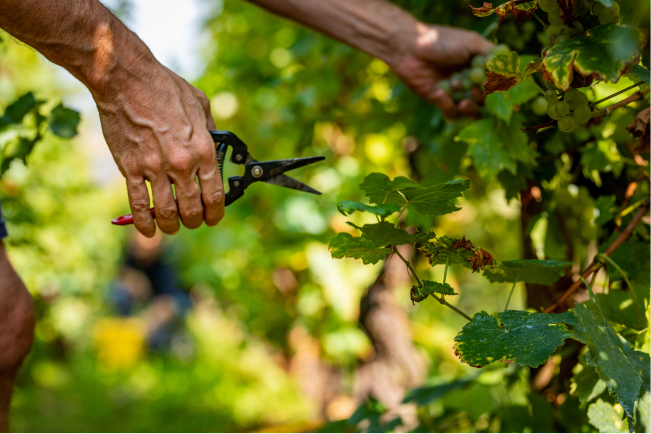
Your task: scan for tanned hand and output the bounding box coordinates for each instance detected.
[0,0,224,238]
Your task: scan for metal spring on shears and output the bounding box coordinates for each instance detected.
[216,142,228,181]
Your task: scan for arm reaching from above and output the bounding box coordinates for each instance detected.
[0,0,224,237]
[247,0,493,119]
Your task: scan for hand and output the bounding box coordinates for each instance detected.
[390,24,493,119]
[95,56,223,237]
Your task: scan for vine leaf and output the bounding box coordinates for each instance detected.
[337,201,401,218]
[542,23,643,91]
[571,285,642,418]
[328,222,411,265]
[630,64,650,85]
[411,280,457,303]
[587,399,628,433]
[594,195,617,225]
[48,104,81,139]
[571,355,607,406]
[484,52,522,95]
[469,1,538,25]
[360,173,470,217]
[453,310,579,368]
[622,340,650,433]
[456,116,537,180]
[418,235,497,273]
[483,259,573,285]
[596,290,647,331]
[0,92,36,129]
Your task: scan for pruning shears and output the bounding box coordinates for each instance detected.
[111,131,325,225]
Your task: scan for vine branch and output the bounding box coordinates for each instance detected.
[543,196,650,313]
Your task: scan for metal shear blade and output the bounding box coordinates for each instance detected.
[256,156,325,195]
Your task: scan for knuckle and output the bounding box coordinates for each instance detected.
[203,189,224,207]
[205,207,225,227]
[130,198,152,213]
[181,204,203,221]
[156,206,178,221]
[169,152,195,173]
[197,142,217,163]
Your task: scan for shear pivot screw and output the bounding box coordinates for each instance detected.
[234,181,240,187]
[252,166,264,178]
[235,154,243,161]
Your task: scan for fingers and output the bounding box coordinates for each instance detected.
[149,176,181,235]
[125,176,156,238]
[430,89,459,119]
[458,99,481,119]
[166,150,205,230]
[196,131,225,226]
[471,32,494,57]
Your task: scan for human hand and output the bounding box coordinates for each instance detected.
[390,24,493,119]
[95,56,223,237]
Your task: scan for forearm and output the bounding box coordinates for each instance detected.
[0,0,153,97]
[246,0,424,67]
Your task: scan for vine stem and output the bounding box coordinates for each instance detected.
[394,248,422,288]
[589,82,644,108]
[431,294,473,322]
[441,253,450,302]
[543,196,650,313]
[504,281,518,312]
[394,203,408,228]
[393,247,473,322]
[531,12,548,29]
[525,76,546,95]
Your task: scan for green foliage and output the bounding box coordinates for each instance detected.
[411,280,457,303]
[587,399,629,433]
[484,259,573,285]
[360,172,470,216]
[337,200,400,217]
[572,285,642,418]
[329,222,412,265]
[543,23,643,90]
[48,104,81,138]
[453,310,578,367]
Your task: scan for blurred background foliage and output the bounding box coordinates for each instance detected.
[0,0,648,432]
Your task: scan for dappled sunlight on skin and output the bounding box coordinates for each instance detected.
[90,23,115,90]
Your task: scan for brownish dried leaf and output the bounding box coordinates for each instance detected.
[627,107,650,152]
[558,0,577,26]
[495,0,539,25]
[484,70,522,95]
[470,2,494,16]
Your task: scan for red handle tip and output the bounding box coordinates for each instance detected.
[112,214,135,225]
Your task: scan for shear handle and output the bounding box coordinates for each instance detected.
[209,131,248,164]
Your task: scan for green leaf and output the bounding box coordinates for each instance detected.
[587,399,629,433]
[337,201,401,218]
[630,64,650,85]
[48,104,81,138]
[581,140,623,180]
[457,117,536,180]
[484,259,574,285]
[485,92,513,123]
[543,23,643,90]
[484,51,522,95]
[418,235,497,273]
[328,233,391,265]
[410,231,436,243]
[571,354,607,406]
[360,173,470,217]
[621,340,650,433]
[572,286,642,418]
[0,92,36,128]
[0,136,39,176]
[594,195,617,225]
[453,310,579,367]
[402,377,475,405]
[328,222,412,265]
[596,290,647,331]
[411,280,458,303]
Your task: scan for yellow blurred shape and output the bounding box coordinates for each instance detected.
[248,419,324,433]
[270,48,293,68]
[92,317,146,370]
[211,91,239,120]
[326,395,357,420]
[364,134,392,165]
[32,361,70,389]
[370,79,391,102]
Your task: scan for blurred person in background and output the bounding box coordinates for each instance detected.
[0,0,491,429]
[109,231,192,352]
